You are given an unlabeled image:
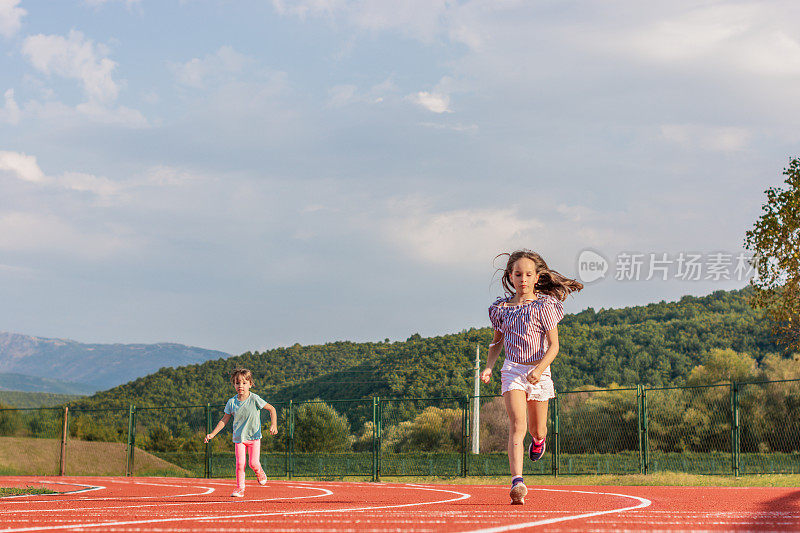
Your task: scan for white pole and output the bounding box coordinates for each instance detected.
[472,344,480,454]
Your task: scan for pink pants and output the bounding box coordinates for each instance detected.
[234,439,264,490]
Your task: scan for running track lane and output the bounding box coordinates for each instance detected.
[1,477,799,531]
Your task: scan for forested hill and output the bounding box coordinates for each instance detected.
[74,287,783,410]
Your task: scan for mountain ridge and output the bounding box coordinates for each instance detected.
[0,332,230,392]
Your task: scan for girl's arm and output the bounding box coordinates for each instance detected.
[204,413,231,442]
[480,329,504,383]
[527,327,559,384]
[262,403,278,435]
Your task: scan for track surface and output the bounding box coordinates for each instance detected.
[1,476,798,531]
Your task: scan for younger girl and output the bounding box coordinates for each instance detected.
[481,250,582,505]
[205,368,278,497]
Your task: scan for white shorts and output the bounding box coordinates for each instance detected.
[501,359,556,402]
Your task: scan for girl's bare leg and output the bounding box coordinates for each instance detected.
[527,400,549,441]
[503,390,528,477]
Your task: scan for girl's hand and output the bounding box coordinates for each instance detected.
[269,423,278,435]
[480,368,492,384]
[526,368,543,385]
[204,433,214,443]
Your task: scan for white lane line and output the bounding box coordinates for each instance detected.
[77,480,216,499]
[459,488,651,533]
[0,481,211,505]
[0,484,332,515]
[0,484,470,532]
[0,481,105,500]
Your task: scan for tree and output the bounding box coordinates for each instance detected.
[292,400,351,453]
[745,157,800,350]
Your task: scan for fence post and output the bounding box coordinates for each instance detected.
[126,405,136,477]
[552,393,559,478]
[376,399,383,482]
[731,381,740,477]
[371,397,378,482]
[462,395,469,477]
[642,389,649,474]
[636,384,643,475]
[288,399,294,480]
[59,406,69,476]
[205,403,212,479]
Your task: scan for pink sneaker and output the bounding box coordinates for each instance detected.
[510,481,527,505]
[529,437,546,462]
[231,488,245,498]
[256,470,267,486]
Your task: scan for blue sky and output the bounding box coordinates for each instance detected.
[1,0,798,354]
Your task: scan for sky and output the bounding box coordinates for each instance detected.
[0,0,798,355]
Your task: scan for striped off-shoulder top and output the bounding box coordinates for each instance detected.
[488,293,564,364]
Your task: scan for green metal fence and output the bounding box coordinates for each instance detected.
[0,406,63,475]
[378,396,468,479]
[556,387,640,475]
[289,398,372,478]
[1,378,798,479]
[738,379,800,474]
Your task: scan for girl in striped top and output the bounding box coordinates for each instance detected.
[481,250,582,504]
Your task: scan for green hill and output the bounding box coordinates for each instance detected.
[69,287,782,412]
[0,390,85,408]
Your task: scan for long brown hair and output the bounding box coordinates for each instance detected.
[497,249,583,301]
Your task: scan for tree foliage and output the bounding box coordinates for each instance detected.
[292,400,351,453]
[745,157,800,350]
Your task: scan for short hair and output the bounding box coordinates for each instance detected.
[230,368,254,385]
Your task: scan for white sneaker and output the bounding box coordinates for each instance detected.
[510,482,527,505]
[256,470,268,486]
[231,489,245,498]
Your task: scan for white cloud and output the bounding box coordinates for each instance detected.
[0,211,137,258]
[22,30,120,103]
[60,172,121,197]
[660,124,751,152]
[0,150,127,198]
[0,88,20,124]
[74,101,147,127]
[601,3,800,77]
[351,0,454,43]
[0,151,46,183]
[0,0,25,39]
[271,0,345,19]
[327,78,394,107]
[172,46,251,89]
[409,91,451,113]
[23,99,148,128]
[383,203,543,266]
[327,84,358,107]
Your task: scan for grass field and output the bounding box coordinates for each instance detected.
[0,437,190,476]
[0,487,57,496]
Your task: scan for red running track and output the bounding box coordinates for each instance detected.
[1,476,799,532]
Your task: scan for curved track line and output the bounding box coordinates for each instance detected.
[460,488,651,532]
[0,481,105,500]
[0,485,333,516]
[76,480,216,499]
[0,484,470,532]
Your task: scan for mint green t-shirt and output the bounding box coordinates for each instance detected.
[224,393,267,443]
